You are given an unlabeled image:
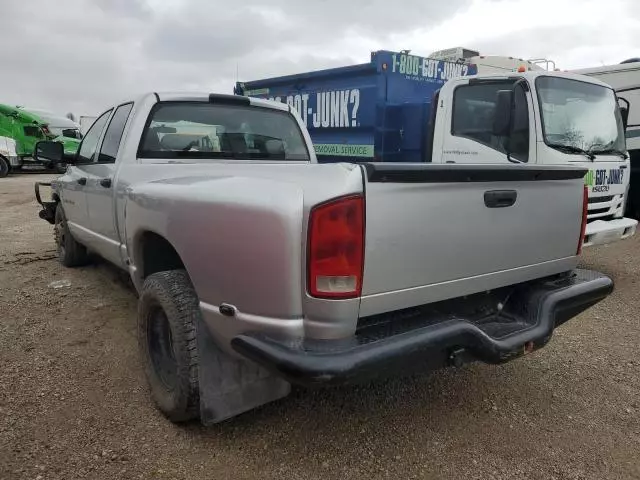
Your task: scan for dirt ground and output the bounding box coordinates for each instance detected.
[1,172,639,480]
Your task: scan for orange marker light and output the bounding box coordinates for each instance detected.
[517,65,526,72]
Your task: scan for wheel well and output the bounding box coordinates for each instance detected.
[140,232,185,279]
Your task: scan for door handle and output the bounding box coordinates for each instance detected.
[99,178,112,188]
[77,177,87,185]
[484,190,517,208]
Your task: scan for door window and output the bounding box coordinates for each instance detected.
[23,125,44,138]
[77,110,112,163]
[98,103,134,163]
[451,80,530,162]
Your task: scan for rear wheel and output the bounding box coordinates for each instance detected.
[138,270,200,422]
[54,206,89,267]
[0,156,9,178]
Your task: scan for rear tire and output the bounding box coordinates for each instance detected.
[54,206,89,267]
[138,270,200,423]
[0,156,9,178]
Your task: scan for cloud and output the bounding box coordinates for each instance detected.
[403,0,640,69]
[0,0,637,117]
[0,0,470,115]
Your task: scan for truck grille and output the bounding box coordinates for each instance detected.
[588,195,614,205]
[586,194,624,221]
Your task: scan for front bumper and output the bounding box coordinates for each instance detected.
[584,217,637,247]
[232,270,613,386]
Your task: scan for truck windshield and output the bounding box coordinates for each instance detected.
[536,76,625,155]
[139,102,310,161]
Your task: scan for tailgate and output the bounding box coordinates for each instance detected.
[359,164,587,317]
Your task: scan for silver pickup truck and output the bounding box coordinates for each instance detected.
[33,92,613,425]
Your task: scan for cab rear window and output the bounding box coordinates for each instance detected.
[138,102,310,161]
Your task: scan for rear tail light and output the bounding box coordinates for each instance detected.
[577,186,588,255]
[308,195,364,299]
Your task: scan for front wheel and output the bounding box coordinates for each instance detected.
[54,206,89,267]
[0,156,9,178]
[138,270,200,423]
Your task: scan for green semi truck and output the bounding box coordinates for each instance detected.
[0,104,81,177]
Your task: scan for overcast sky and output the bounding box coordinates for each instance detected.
[2,0,638,116]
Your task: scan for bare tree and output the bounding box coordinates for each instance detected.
[586,136,609,151]
[560,123,584,148]
[66,112,76,122]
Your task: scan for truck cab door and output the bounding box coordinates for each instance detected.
[8,115,26,157]
[435,79,537,165]
[82,103,134,266]
[59,110,112,245]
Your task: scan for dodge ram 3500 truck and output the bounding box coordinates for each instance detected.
[33,92,613,425]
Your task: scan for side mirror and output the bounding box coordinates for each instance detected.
[492,90,514,137]
[620,106,630,131]
[618,97,630,130]
[34,141,64,164]
[621,106,629,130]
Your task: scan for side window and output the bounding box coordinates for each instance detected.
[97,103,134,163]
[24,126,44,138]
[77,110,112,163]
[452,81,529,162]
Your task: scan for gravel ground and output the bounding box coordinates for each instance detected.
[1,172,639,480]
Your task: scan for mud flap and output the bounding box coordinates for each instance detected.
[196,316,291,425]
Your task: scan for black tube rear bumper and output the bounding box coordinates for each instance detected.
[231,269,613,387]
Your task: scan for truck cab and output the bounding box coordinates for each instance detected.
[431,70,637,247]
[19,108,83,157]
[0,104,50,176]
